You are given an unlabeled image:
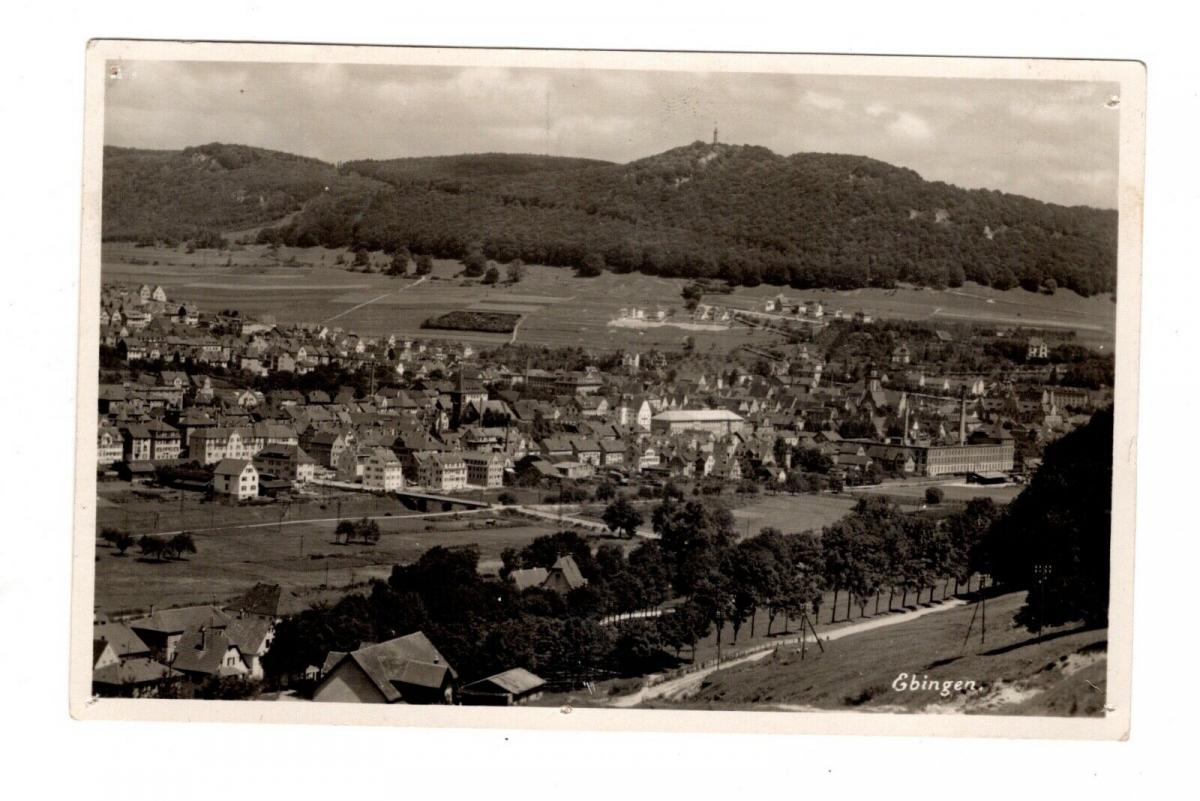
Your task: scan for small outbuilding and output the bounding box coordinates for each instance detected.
[460,668,547,706]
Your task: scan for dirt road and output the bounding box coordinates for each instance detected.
[609,598,967,707]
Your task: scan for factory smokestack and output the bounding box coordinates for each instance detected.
[959,387,967,446]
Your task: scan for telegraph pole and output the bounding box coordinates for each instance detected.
[1033,563,1052,641]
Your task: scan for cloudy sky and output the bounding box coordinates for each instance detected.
[105,60,1120,208]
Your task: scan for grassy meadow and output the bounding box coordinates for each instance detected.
[101,242,1116,351]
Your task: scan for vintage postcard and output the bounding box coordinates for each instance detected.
[72,40,1143,739]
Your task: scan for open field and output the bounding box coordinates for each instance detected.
[96,481,438,535]
[848,479,1023,505]
[668,590,1107,715]
[93,511,563,615]
[102,242,1115,350]
[729,493,859,536]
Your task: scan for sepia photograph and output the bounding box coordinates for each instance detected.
[71,41,1143,738]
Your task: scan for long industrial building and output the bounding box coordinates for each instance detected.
[650,409,745,436]
[908,441,1015,477]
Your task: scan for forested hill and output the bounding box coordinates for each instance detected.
[344,152,613,181]
[101,143,381,243]
[102,140,1118,295]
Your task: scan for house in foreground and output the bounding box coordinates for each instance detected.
[92,652,178,698]
[171,626,249,681]
[127,605,231,663]
[313,632,456,704]
[460,668,547,706]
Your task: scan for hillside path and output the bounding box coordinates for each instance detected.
[610,597,967,707]
[322,274,428,324]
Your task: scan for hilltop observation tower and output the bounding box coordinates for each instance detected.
[712,123,719,146]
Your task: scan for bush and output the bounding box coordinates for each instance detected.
[925,486,944,505]
[463,249,488,277]
[578,252,605,277]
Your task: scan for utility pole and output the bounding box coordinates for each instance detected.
[1033,563,1052,641]
[980,583,987,643]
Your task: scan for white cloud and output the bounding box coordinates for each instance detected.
[887,111,934,140]
[802,90,846,111]
[864,102,890,117]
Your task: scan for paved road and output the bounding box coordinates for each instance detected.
[609,598,967,707]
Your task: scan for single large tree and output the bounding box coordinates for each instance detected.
[506,258,525,283]
[112,531,135,556]
[138,535,165,561]
[334,520,356,544]
[652,498,736,596]
[463,247,488,277]
[168,532,197,560]
[602,495,644,539]
[976,408,1114,630]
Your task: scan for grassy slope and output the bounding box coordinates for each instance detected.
[100,241,1116,350]
[93,493,562,615]
[669,591,1108,716]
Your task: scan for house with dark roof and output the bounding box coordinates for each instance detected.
[171,627,249,680]
[226,583,283,620]
[224,617,275,680]
[93,620,151,661]
[92,655,178,698]
[313,632,457,704]
[213,458,259,500]
[127,605,231,663]
[543,556,588,594]
[460,668,547,706]
[509,567,550,592]
[304,430,348,467]
[253,444,316,486]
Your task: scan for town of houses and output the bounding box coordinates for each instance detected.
[100,282,1107,494]
[93,281,1110,699]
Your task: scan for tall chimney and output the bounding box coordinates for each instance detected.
[959,387,967,446]
[902,398,910,446]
